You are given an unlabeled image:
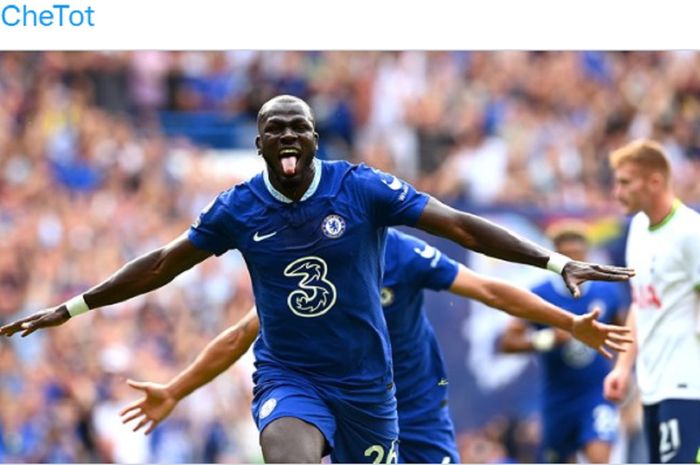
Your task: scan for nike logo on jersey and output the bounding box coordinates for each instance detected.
[438,378,449,386]
[253,231,277,242]
[381,175,402,191]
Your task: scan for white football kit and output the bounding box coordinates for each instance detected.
[625,200,700,405]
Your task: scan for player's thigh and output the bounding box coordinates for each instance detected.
[252,382,335,462]
[539,409,578,463]
[329,397,400,464]
[578,402,618,463]
[398,410,459,463]
[652,399,700,463]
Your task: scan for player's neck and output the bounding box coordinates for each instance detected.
[269,163,316,202]
[645,192,678,228]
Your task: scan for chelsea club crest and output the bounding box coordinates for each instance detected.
[322,214,346,239]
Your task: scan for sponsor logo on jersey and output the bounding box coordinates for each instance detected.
[284,256,337,318]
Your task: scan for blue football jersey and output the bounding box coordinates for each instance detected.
[188,159,429,401]
[531,278,628,408]
[381,229,459,420]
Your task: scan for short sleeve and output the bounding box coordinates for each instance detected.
[187,191,237,256]
[395,232,459,291]
[355,164,429,227]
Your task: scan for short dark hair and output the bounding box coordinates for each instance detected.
[257,95,315,129]
[546,220,589,248]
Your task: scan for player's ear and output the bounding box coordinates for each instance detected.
[314,131,319,151]
[255,135,262,155]
[648,171,664,191]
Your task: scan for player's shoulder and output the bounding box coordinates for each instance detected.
[320,160,397,197]
[678,203,700,229]
[214,172,272,216]
[319,158,355,176]
[344,161,393,182]
[628,211,649,231]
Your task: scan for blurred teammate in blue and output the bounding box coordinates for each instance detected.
[499,224,629,463]
[1,95,634,463]
[119,227,629,464]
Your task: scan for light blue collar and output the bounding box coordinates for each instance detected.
[263,158,322,203]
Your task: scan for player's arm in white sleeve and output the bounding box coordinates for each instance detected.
[447,263,631,359]
[120,307,259,434]
[415,197,635,297]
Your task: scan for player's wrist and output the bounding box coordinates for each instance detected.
[530,328,556,352]
[546,252,571,275]
[64,294,91,318]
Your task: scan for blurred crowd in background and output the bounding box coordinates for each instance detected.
[1,51,700,463]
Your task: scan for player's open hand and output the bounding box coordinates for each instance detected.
[571,308,633,359]
[120,379,178,435]
[561,261,635,298]
[0,306,70,338]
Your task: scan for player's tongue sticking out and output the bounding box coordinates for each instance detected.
[281,155,298,176]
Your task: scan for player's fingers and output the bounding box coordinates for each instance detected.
[594,321,630,333]
[605,332,634,343]
[604,340,627,352]
[126,379,149,391]
[583,308,601,321]
[563,277,580,298]
[598,346,613,360]
[594,272,630,281]
[144,420,159,435]
[119,401,144,417]
[20,325,40,338]
[122,410,146,425]
[0,314,41,335]
[133,417,150,433]
[594,264,635,275]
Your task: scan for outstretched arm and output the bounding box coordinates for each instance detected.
[416,197,635,297]
[448,264,632,358]
[120,308,259,434]
[0,234,213,337]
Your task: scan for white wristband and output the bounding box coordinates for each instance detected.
[530,328,556,352]
[546,252,571,274]
[65,295,90,317]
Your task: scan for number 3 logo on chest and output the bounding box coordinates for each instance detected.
[284,256,337,317]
